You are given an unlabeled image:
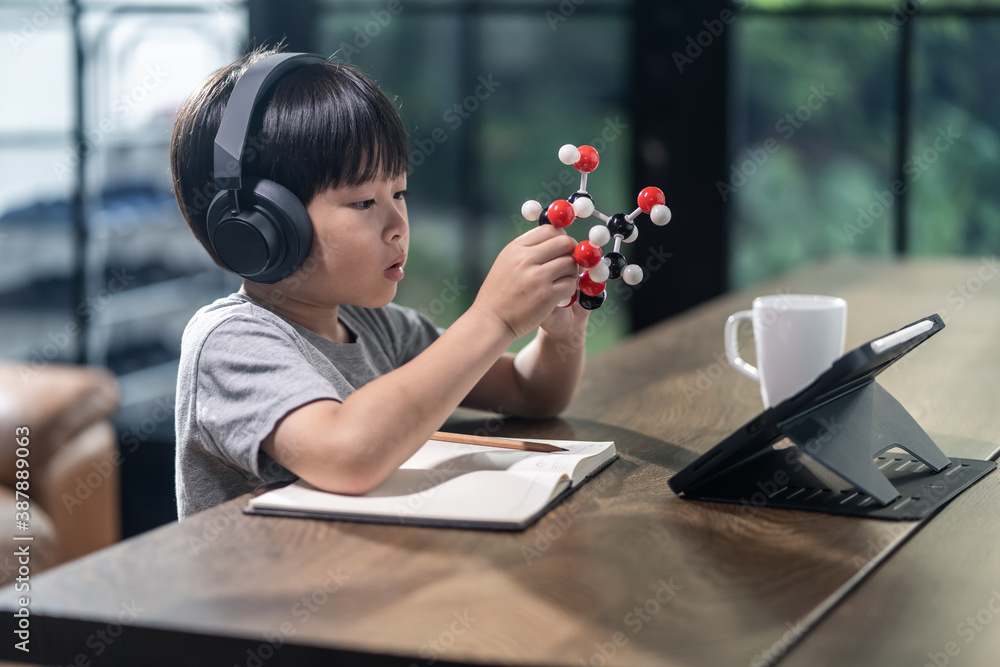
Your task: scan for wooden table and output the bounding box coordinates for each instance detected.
[3,258,999,666]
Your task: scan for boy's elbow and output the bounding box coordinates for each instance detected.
[535,403,571,420]
[302,433,393,496]
[307,459,386,496]
[510,395,573,420]
[315,471,382,496]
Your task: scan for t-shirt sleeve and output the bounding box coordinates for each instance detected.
[193,314,341,482]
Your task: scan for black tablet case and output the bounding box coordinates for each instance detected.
[669,314,996,520]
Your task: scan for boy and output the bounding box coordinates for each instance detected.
[169,48,589,519]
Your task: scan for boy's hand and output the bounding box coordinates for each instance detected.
[472,225,578,340]
[539,299,589,340]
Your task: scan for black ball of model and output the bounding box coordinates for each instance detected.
[607,213,634,240]
[604,251,627,280]
[578,291,607,310]
[538,205,550,225]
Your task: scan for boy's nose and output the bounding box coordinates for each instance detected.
[385,208,408,242]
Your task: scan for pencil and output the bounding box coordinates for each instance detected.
[431,431,567,453]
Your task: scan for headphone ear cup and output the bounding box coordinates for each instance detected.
[206,178,313,284]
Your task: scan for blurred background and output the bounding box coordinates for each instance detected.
[1,0,997,537]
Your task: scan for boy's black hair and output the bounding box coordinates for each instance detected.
[169,47,409,268]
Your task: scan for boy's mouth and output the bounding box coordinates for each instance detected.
[384,254,406,282]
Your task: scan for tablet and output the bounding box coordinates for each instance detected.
[668,313,946,496]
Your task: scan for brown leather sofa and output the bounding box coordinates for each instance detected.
[0,363,121,586]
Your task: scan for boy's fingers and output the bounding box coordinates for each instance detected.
[518,223,569,246]
[529,231,577,262]
[544,255,581,286]
[552,272,579,291]
[510,224,580,283]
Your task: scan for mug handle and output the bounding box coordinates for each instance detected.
[724,310,760,382]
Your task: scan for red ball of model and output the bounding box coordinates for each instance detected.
[573,145,600,173]
[579,272,606,297]
[637,186,665,214]
[547,199,576,227]
[573,241,603,268]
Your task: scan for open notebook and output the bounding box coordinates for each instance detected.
[245,437,617,530]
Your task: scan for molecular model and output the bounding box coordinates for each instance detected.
[520,144,672,310]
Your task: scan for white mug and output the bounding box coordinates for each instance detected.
[724,294,847,408]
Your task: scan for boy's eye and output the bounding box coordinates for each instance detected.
[393,190,408,201]
[354,199,376,210]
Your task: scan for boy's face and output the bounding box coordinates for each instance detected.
[295,174,409,309]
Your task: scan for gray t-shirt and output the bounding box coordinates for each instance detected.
[174,293,441,519]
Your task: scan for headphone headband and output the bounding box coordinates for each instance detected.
[212,52,327,192]
[206,52,324,284]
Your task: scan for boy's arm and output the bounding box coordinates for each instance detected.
[261,225,579,495]
[460,306,589,418]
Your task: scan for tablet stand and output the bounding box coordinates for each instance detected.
[777,380,952,505]
[672,314,997,519]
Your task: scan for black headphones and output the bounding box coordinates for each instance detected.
[206,52,327,284]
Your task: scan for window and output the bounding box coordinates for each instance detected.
[0,4,76,363]
[0,0,248,533]
[314,0,634,352]
[730,0,1000,288]
[1,0,245,403]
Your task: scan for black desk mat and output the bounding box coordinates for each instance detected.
[681,445,996,520]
